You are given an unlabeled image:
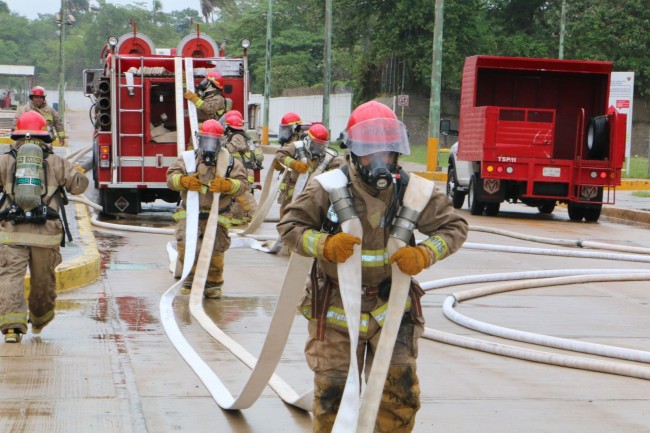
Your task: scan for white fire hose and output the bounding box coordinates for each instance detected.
[66,133,650,423]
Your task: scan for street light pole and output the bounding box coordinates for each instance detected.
[322,0,332,131]
[58,0,67,125]
[426,0,444,172]
[262,0,272,145]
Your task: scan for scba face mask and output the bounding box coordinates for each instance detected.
[199,135,222,166]
[355,152,397,190]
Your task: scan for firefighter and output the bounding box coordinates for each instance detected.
[14,86,66,146]
[277,111,304,146]
[0,111,89,343]
[166,119,249,299]
[223,110,260,225]
[273,122,343,218]
[277,101,469,432]
[183,70,228,122]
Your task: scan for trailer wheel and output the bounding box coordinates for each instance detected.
[446,166,466,209]
[468,175,485,215]
[537,202,556,214]
[587,116,609,160]
[567,202,585,222]
[583,204,602,222]
[485,203,500,216]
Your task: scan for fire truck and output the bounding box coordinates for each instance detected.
[446,55,627,222]
[83,26,250,214]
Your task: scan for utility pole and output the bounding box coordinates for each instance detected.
[58,0,67,125]
[426,0,444,172]
[322,0,332,131]
[262,0,272,145]
[559,0,566,59]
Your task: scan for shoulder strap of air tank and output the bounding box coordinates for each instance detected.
[225,154,234,178]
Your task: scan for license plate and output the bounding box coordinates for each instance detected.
[542,167,561,177]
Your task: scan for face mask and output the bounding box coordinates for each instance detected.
[357,154,396,190]
[307,139,326,159]
[199,136,221,166]
[196,79,209,92]
[278,125,292,144]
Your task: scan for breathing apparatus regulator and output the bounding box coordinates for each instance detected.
[197,119,224,166]
[344,101,410,191]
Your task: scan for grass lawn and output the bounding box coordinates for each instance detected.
[624,156,650,179]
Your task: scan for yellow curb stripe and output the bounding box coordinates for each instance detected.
[24,202,101,293]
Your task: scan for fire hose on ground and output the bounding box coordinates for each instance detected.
[65,148,650,423]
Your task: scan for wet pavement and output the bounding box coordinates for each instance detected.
[1,110,650,432]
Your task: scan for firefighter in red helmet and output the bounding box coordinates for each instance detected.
[166,119,249,299]
[273,122,344,218]
[223,110,260,225]
[277,111,304,145]
[14,86,67,146]
[184,70,229,122]
[0,111,89,343]
[277,101,468,432]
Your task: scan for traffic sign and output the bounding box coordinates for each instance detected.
[397,95,409,107]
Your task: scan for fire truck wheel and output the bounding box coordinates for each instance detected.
[446,166,466,209]
[583,204,602,222]
[537,202,556,214]
[468,175,485,216]
[586,115,609,160]
[567,202,585,222]
[484,203,500,216]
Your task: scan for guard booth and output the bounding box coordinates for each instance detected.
[0,65,35,143]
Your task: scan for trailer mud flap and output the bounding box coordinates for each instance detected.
[479,177,505,202]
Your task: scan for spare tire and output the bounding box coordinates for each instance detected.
[586,115,609,160]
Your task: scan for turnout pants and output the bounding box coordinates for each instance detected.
[305,313,423,433]
[0,244,61,333]
[175,220,230,288]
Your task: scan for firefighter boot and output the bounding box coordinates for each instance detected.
[176,243,195,295]
[4,329,22,343]
[312,374,346,433]
[375,365,421,433]
[204,252,224,299]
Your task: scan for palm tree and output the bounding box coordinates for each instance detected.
[199,0,231,23]
[67,0,89,14]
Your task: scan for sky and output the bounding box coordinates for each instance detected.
[3,0,199,20]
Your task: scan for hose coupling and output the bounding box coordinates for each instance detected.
[390,206,420,243]
[329,186,357,223]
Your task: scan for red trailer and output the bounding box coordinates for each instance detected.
[83,27,250,214]
[447,55,627,222]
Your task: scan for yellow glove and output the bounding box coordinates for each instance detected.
[272,159,285,172]
[184,91,201,104]
[290,159,309,174]
[179,173,203,191]
[209,176,233,193]
[235,194,251,212]
[73,162,86,175]
[323,232,361,264]
[389,245,430,275]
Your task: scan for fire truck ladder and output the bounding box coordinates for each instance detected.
[116,55,146,184]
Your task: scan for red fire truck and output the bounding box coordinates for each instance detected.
[446,55,627,222]
[83,26,250,214]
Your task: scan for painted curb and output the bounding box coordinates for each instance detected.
[25,202,101,293]
[413,171,650,191]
